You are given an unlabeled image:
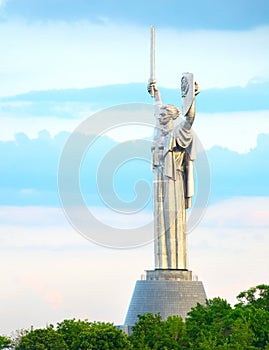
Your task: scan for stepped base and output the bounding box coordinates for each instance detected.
[124,275,206,327]
[146,268,192,281]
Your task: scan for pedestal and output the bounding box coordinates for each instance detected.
[124,269,206,327]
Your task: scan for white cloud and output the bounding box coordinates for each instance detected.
[0,205,154,333]
[189,197,269,304]
[0,200,268,334]
[200,197,269,228]
[195,110,269,153]
[89,205,153,229]
[0,206,67,227]
[189,225,269,305]
[1,108,268,153]
[0,15,268,334]
[0,115,80,140]
[0,21,268,96]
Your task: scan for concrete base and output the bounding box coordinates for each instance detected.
[146,269,192,281]
[124,276,206,327]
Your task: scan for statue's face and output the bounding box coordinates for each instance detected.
[159,108,171,125]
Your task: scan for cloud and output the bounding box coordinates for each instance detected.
[0,206,66,227]
[0,21,269,96]
[0,206,105,251]
[0,3,268,337]
[195,110,269,153]
[188,196,269,304]
[0,81,269,157]
[0,127,269,206]
[207,135,269,199]
[1,195,268,252]
[44,289,64,307]
[1,83,269,153]
[189,224,269,306]
[0,206,154,250]
[1,80,269,116]
[200,197,269,228]
[0,207,138,333]
[0,200,269,334]
[20,273,64,308]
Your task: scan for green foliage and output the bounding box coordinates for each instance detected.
[185,288,269,349]
[57,318,131,350]
[186,298,233,349]
[233,301,269,348]
[84,322,131,350]
[222,309,256,350]
[129,313,163,349]
[236,284,269,311]
[9,329,28,348]
[9,284,269,350]
[0,335,12,350]
[161,315,187,349]
[56,319,92,349]
[15,325,68,350]
[129,313,187,349]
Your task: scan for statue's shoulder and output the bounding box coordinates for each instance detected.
[174,121,194,136]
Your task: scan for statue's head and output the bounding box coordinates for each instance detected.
[159,104,180,125]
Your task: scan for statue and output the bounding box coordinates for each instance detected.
[124,27,207,328]
[148,26,200,270]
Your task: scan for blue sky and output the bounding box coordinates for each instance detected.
[0,0,269,335]
[2,0,269,30]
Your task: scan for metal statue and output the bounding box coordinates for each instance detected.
[148,26,200,270]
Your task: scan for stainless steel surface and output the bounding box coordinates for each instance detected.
[149,72,198,269]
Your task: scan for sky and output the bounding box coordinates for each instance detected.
[0,0,269,335]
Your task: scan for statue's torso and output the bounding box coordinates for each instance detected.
[152,129,185,173]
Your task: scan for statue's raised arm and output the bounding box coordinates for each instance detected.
[181,73,200,130]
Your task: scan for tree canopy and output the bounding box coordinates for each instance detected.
[57,319,131,350]
[1,284,269,349]
[0,335,12,350]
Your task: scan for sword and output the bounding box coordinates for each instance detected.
[149,25,156,98]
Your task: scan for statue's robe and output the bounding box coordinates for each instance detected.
[153,121,195,269]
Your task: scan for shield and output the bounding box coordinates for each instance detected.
[181,72,194,117]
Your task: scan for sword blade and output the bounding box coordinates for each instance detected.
[150,25,155,82]
[149,25,156,98]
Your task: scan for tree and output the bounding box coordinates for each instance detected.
[57,319,131,350]
[186,298,233,349]
[234,288,269,349]
[56,319,92,349]
[129,313,163,349]
[9,284,269,349]
[223,307,256,350]
[9,329,28,349]
[84,322,131,350]
[184,297,256,349]
[160,315,187,349]
[130,313,187,350]
[15,325,68,350]
[185,292,269,349]
[236,284,269,312]
[0,335,12,350]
